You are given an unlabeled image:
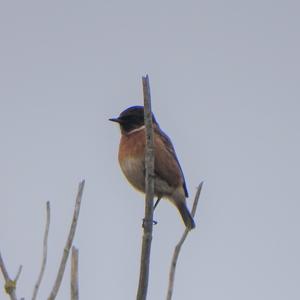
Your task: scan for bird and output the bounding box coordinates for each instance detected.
[109,106,195,230]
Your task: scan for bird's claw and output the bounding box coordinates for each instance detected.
[142,218,158,228]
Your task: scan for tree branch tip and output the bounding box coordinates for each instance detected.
[75,180,85,198]
[197,181,204,189]
[78,180,85,190]
[14,265,22,282]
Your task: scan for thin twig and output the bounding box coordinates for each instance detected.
[48,180,85,300]
[0,253,10,284]
[71,246,79,300]
[166,181,204,300]
[0,252,21,300]
[136,75,155,300]
[32,201,51,300]
[14,265,22,284]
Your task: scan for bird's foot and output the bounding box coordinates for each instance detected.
[142,218,158,228]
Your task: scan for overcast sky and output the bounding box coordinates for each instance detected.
[1,1,299,299]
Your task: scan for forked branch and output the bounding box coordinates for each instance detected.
[0,252,22,300]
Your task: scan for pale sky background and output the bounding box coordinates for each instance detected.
[1,1,299,299]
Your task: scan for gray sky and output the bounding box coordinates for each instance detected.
[1,1,299,299]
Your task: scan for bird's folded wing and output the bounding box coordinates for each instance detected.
[154,127,189,197]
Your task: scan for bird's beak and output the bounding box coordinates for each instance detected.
[109,117,121,123]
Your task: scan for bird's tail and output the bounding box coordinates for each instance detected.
[176,202,195,230]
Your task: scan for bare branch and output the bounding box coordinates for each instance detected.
[0,252,21,300]
[71,246,79,300]
[166,181,204,300]
[136,75,155,300]
[48,180,85,300]
[0,253,10,284]
[32,201,51,300]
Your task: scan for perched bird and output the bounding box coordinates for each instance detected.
[109,106,195,230]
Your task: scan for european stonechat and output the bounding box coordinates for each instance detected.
[110,106,195,230]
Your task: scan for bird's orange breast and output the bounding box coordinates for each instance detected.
[118,129,146,192]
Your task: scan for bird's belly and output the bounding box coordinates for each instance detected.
[119,157,145,193]
[119,156,177,198]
